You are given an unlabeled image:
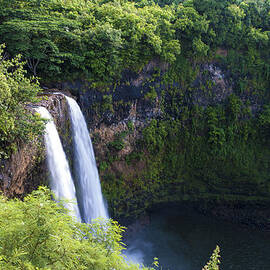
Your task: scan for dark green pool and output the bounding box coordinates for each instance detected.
[124,206,270,270]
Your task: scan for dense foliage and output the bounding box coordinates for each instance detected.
[1,0,263,267]
[0,45,44,159]
[0,0,178,82]
[0,187,151,269]
[0,0,269,158]
[0,0,268,86]
[0,187,219,269]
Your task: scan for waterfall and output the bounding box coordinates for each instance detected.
[66,96,108,223]
[36,107,81,221]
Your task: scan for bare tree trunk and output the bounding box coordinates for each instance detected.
[27,58,40,76]
[33,59,40,77]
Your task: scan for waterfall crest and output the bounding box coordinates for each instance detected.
[66,96,108,223]
[36,107,81,221]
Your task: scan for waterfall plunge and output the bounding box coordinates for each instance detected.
[66,96,108,223]
[36,107,81,221]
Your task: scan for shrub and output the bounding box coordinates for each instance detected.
[0,186,151,270]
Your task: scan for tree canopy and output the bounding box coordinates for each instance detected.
[0,0,268,84]
[0,45,44,159]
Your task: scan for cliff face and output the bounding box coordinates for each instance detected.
[0,140,45,198]
[0,93,72,198]
[1,60,269,228]
[70,60,234,169]
[63,60,237,129]
[59,60,270,228]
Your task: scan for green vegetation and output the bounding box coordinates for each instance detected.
[102,90,270,219]
[0,0,181,83]
[50,0,264,222]
[1,0,263,267]
[108,131,128,152]
[0,187,220,269]
[0,0,268,87]
[0,187,150,270]
[0,45,44,159]
[0,0,269,159]
[0,0,268,220]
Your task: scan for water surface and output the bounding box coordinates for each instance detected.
[124,206,270,270]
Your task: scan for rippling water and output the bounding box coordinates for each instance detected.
[124,206,270,270]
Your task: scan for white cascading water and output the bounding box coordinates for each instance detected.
[66,96,108,223]
[36,107,81,221]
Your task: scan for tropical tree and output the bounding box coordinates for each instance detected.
[0,44,43,159]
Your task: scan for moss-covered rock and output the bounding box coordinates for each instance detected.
[67,60,270,228]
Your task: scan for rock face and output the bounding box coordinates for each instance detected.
[0,140,46,198]
[57,60,269,227]
[0,93,72,198]
[64,61,235,129]
[1,59,268,228]
[62,60,235,180]
[191,63,233,107]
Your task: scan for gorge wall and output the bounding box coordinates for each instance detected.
[1,58,269,229]
[59,59,270,228]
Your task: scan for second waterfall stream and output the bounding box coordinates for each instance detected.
[66,96,108,223]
